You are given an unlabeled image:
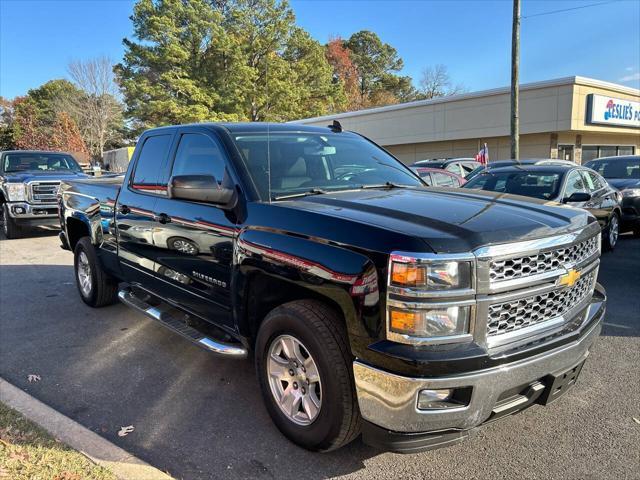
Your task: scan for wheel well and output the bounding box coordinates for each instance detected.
[244,273,345,346]
[66,217,90,250]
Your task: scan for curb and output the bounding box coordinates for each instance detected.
[0,378,174,480]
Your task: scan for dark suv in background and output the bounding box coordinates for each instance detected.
[584,155,640,236]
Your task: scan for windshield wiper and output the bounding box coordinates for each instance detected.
[272,188,328,201]
[359,182,410,190]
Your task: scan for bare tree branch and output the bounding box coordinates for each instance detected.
[65,56,123,159]
[418,64,466,100]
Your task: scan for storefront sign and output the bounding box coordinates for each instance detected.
[586,94,640,128]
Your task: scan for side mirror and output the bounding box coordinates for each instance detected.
[562,192,591,203]
[168,175,236,208]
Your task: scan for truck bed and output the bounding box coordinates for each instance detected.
[61,174,124,202]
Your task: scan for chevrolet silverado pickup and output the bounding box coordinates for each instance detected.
[1,150,87,238]
[58,123,606,453]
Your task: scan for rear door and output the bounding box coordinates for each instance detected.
[116,132,174,287]
[150,126,236,328]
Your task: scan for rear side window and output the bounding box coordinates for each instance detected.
[445,163,463,176]
[132,135,172,191]
[171,133,226,182]
[433,172,456,187]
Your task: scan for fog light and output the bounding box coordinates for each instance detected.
[417,387,471,410]
[12,206,25,214]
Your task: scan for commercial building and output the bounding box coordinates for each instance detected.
[296,76,639,165]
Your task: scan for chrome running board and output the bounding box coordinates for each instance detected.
[118,288,248,359]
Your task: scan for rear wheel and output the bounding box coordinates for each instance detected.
[74,237,118,307]
[2,204,22,239]
[603,212,620,251]
[255,300,361,452]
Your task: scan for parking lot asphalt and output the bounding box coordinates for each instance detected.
[1,230,639,480]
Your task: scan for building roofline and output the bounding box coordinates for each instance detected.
[294,76,640,125]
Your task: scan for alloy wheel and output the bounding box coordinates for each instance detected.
[77,251,92,297]
[266,334,322,426]
[609,216,619,247]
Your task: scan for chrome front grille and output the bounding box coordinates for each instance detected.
[487,270,596,337]
[29,182,60,203]
[489,235,599,283]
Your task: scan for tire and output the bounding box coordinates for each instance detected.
[602,212,620,252]
[74,237,118,307]
[255,300,361,452]
[2,204,22,239]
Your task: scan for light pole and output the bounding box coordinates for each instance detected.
[511,0,520,161]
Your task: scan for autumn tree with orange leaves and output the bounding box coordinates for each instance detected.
[325,37,361,110]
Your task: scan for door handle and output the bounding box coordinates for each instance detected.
[153,213,171,224]
[118,204,130,215]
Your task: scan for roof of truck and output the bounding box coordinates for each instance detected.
[144,122,344,135]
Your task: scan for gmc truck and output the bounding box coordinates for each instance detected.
[1,150,87,238]
[58,123,606,453]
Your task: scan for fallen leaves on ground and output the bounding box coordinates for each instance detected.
[117,425,135,437]
[27,374,41,383]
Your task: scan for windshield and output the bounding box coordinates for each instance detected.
[584,157,639,179]
[2,153,82,173]
[464,170,562,200]
[231,132,423,200]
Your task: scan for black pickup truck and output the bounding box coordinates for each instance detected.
[58,123,606,453]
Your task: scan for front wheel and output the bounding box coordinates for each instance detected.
[74,237,118,307]
[603,212,620,251]
[255,300,361,452]
[2,204,22,239]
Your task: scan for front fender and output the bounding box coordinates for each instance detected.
[233,228,383,355]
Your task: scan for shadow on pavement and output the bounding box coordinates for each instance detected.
[0,263,378,480]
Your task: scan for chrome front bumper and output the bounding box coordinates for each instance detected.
[6,202,58,219]
[354,299,603,434]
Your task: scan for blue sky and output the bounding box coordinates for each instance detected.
[1,0,639,99]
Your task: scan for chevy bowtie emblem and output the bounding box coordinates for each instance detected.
[558,269,581,288]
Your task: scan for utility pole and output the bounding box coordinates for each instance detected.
[510,0,520,160]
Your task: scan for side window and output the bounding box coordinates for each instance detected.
[461,163,476,175]
[564,170,588,197]
[419,173,432,186]
[433,172,456,187]
[445,163,462,176]
[588,171,605,191]
[132,134,172,191]
[171,133,226,182]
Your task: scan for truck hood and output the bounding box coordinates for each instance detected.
[285,187,593,253]
[2,171,88,183]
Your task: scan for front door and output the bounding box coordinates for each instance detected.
[150,127,236,328]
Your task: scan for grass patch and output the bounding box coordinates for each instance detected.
[0,402,116,480]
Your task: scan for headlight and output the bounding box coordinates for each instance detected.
[389,306,470,338]
[621,188,640,198]
[4,183,27,201]
[387,254,475,344]
[390,257,472,290]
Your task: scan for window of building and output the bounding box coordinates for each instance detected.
[582,145,635,162]
[558,145,574,161]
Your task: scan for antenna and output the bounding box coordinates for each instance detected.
[328,120,343,132]
[266,54,271,203]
